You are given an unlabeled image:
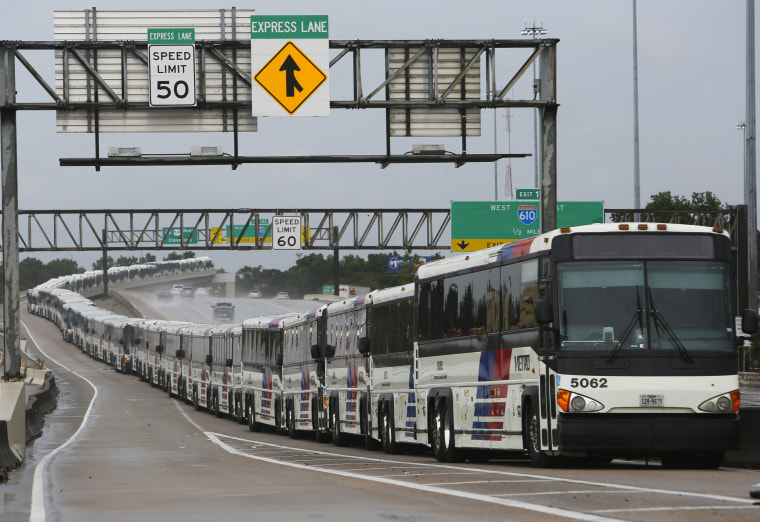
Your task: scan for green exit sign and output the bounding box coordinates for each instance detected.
[450,200,604,252]
[516,188,539,200]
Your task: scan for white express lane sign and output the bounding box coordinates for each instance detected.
[148,28,196,106]
[251,15,329,116]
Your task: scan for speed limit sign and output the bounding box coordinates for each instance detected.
[148,28,196,107]
[272,216,302,250]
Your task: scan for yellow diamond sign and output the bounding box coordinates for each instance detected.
[254,41,327,115]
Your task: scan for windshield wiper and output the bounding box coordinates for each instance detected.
[607,289,644,364]
[648,288,693,364]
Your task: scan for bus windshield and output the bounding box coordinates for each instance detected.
[557,260,734,353]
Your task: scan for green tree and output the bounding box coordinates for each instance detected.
[92,256,115,271]
[20,258,46,290]
[164,251,196,260]
[46,258,84,278]
[610,191,726,223]
[19,257,84,291]
[116,255,139,267]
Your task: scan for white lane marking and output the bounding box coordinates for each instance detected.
[25,322,99,522]
[594,505,760,514]
[174,400,759,516]
[170,401,613,522]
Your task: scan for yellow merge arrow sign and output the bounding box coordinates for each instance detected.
[254,41,327,114]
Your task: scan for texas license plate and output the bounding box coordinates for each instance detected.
[640,394,664,407]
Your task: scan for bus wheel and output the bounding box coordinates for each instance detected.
[273,398,282,431]
[434,401,457,462]
[362,400,380,451]
[244,396,252,427]
[249,400,261,432]
[288,403,297,438]
[215,389,224,418]
[331,403,347,447]
[381,405,397,454]
[525,403,550,467]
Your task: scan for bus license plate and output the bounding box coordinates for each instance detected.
[640,394,664,407]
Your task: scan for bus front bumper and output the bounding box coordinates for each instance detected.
[556,412,740,455]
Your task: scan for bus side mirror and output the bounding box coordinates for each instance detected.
[205,354,213,365]
[310,344,322,360]
[325,344,336,359]
[742,308,758,335]
[225,358,233,367]
[276,352,283,366]
[176,349,185,359]
[358,336,370,355]
[534,299,554,324]
[155,345,164,353]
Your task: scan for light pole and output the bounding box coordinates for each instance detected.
[521,23,547,189]
[633,0,641,215]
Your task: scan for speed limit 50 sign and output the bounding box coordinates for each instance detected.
[272,216,302,250]
[148,28,196,107]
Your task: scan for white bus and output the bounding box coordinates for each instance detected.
[414,223,756,467]
[208,324,242,417]
[366,284,416,453]
[241,315,294,431]
[324,294,370,446]
[281,306,329,440]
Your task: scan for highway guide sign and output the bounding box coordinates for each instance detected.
[450,200,604,252]
[148,28,196,107]
[251,15,329,116]
[272,216,303,250]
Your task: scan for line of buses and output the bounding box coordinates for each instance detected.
[27,224,757,467]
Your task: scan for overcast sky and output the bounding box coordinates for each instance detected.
[1,1,755,273]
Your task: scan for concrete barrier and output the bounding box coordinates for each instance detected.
[0,382,26,473]
[25,368,58,442]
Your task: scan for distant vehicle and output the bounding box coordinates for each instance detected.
[248,290,262,298]
[156,290,173,302]
[275,291,289,299]
[194,287,208,297]
[211,302,235,321]
[180,287,195,299]
[171,284,184,295]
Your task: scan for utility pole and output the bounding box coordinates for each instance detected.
[746,0,757,311]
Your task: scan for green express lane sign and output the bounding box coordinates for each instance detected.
[451,200,604,252]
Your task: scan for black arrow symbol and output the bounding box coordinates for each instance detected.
[280,54,303,97]
[456,241,470,250]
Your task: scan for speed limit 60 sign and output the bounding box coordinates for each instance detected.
[148,28,196,107]
[272,216,302,250]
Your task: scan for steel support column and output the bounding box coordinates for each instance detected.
[1,45,20,379]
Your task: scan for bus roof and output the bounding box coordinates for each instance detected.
[417,223,730,280]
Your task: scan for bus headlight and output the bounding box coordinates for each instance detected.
[699,390,740,413]
[558,389,604,412]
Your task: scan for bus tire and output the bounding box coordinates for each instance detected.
[249,398,261,432]
[381,403,398,454]
[274,398,282,431]
[525,402,551,467]
[433,400,457,462]
[331,401,347,447]
[215,389,224,418]
[362,399,380,451]
[288,402,298,438]
[244,394,253,427]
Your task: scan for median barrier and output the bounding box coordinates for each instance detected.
[0,381,26,473]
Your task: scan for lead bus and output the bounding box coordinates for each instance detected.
[414,223,757,467]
